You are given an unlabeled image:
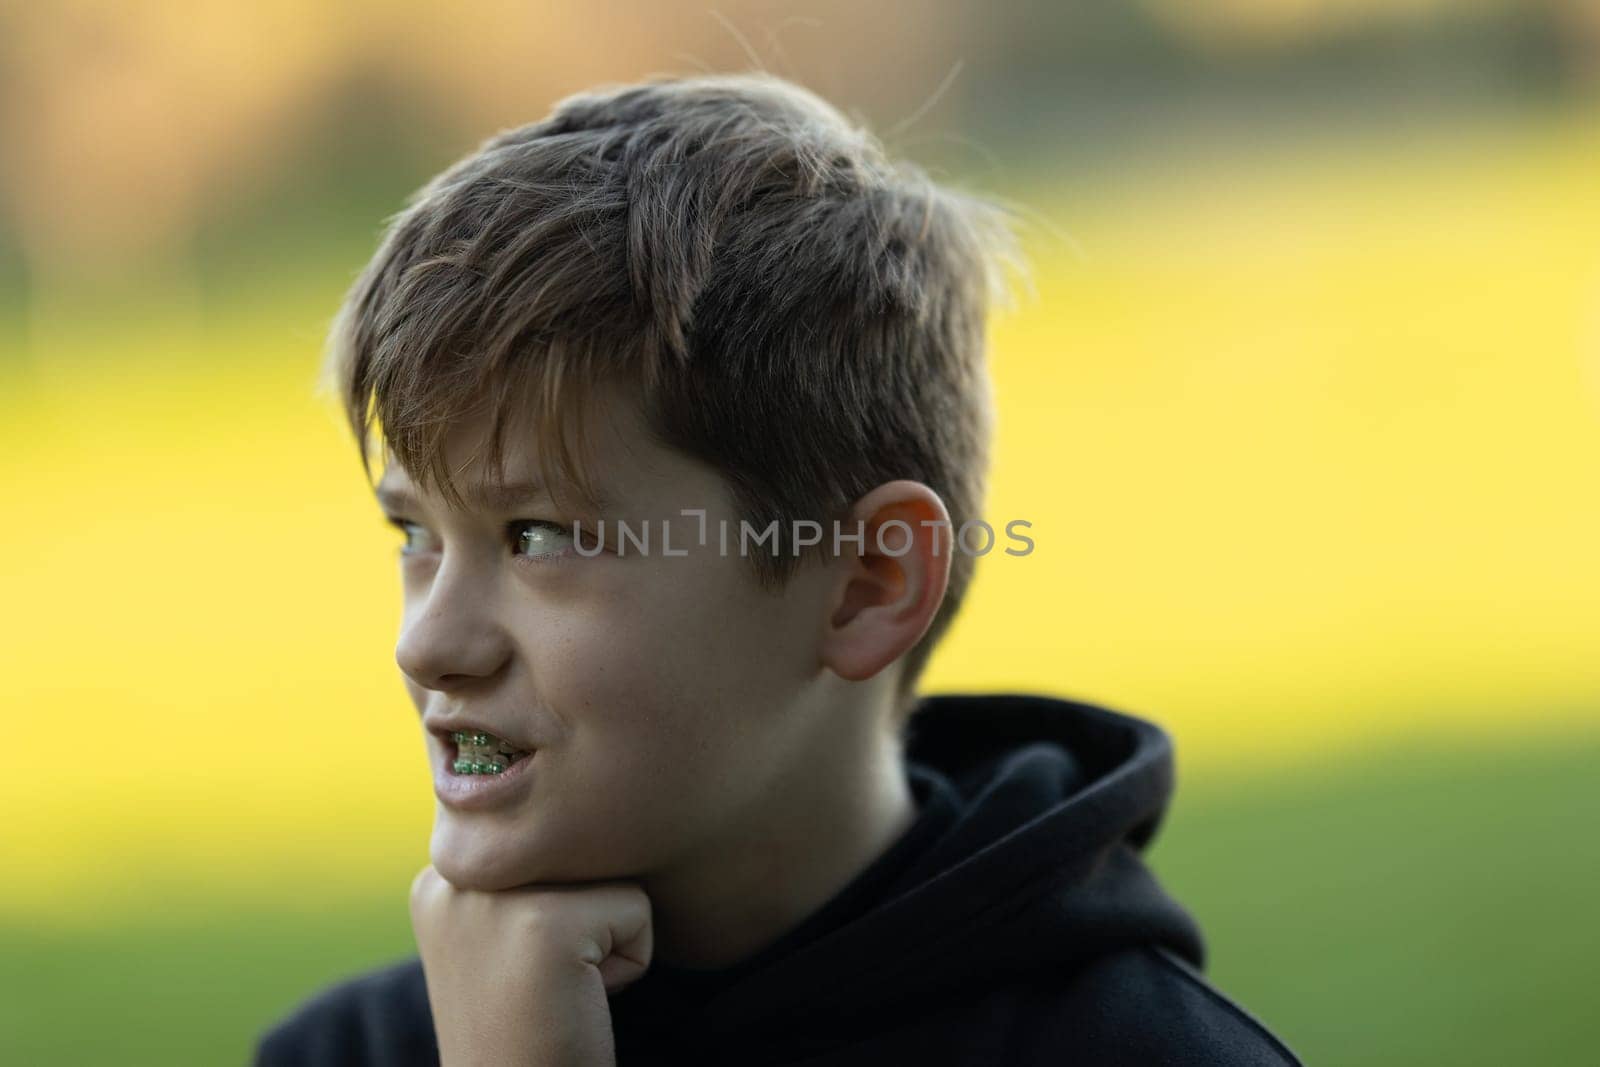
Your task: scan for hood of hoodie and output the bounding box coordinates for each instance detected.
[681,691,1207,1043]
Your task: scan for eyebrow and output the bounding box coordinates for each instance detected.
[374,478,579,514]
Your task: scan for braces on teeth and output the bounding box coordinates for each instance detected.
[450,730,523,775]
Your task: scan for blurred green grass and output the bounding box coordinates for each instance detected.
[4,728,1595,1066]
[1152,727,1600,1065]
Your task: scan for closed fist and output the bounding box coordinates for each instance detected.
[409,865,654,1067]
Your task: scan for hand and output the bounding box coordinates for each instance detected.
[409,865,654,1067]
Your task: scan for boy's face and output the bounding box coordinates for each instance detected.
[374,379,835,891]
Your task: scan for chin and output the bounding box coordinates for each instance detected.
[428,804,662,890]
[429,820,541,891]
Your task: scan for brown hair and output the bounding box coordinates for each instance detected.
[319,71,1020,716]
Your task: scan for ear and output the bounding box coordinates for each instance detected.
[818,480,953,683]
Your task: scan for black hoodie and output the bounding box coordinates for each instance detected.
[253,693,1304,1065]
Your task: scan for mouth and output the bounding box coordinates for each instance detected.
[442,729,535,776]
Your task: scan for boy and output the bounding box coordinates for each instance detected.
[255,72,1302,1065]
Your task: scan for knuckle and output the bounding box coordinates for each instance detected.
[514,892,579,951]
[408,865,439,909]
[613,882,652,919]
[516,893,560,933]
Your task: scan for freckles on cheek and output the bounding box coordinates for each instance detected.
[536,605,672,711]
[536,563,768,733]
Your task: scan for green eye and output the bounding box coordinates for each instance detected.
[511,520,575,561]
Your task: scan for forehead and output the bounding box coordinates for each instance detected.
[372,375,670,511]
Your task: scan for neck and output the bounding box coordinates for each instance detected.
[640,701,916,970]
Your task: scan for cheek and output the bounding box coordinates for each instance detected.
[536,579,735,735]
[529,562,796,782]
[557,557,788,696]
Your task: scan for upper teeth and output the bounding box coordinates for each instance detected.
[452,730,520,752]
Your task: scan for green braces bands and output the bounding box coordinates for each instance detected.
[452,758,508,775]
[450,729,519,774]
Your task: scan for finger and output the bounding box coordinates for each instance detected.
[594,885,653,993]
[597,949,650,993]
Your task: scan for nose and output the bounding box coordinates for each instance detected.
[394,556,512,691]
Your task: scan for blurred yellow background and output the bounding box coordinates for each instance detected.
[2,2,1598,1063]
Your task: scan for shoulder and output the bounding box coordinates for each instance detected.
[1002,945,1304,1066]
[252,955,437,1067]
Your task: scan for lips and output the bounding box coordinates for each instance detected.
[430,731,539,811]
